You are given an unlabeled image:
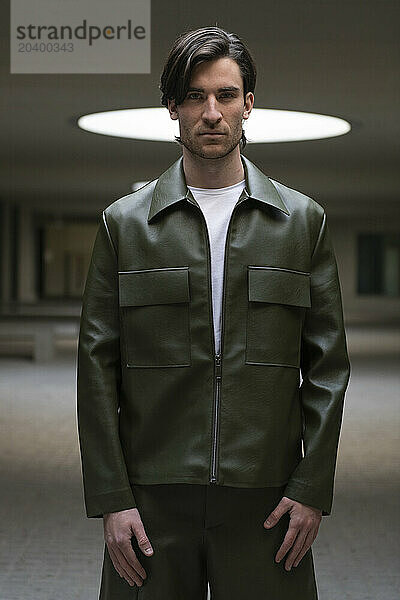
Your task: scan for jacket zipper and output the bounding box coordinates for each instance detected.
[187,189,248,484]
[210,352,222,482]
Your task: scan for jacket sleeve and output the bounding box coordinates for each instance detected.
[76,210,137,518]
[283,210,351,516]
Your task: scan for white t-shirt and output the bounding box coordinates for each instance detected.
[187,178,246,355]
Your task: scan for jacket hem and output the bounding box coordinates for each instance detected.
[283,478,332,516]
[128,474,292,488]
[85,487,137,519]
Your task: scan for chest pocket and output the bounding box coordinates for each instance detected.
[118,266,191,368]
[245,266,311,368]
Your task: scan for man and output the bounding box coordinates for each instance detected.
[77,26,351,600]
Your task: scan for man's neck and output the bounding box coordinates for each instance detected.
[182,147,245,189]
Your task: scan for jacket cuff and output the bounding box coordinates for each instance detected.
[84,487,137,519]
[282,479,332,516]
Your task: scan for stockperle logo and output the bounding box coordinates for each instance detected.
[10,0,151,74]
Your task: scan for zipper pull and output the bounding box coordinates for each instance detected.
[215,353,222,379]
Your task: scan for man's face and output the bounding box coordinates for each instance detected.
[168,57,254,160]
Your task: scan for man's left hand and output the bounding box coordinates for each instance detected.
[263,496,322,571]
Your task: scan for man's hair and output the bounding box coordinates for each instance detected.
[159,26,257,151]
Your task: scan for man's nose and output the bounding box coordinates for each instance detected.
[201,97,223,123]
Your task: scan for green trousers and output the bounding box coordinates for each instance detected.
[99,483,318,599]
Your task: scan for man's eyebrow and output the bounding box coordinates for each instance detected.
[186,86,241,93]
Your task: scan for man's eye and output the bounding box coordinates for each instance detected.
[186,93,235,100]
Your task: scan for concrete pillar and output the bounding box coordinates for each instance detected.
[18,205,37,303]
[0,199,12,305]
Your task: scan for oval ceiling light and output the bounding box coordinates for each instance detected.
[77,107,351,143]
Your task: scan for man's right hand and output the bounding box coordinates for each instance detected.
[103,508,154,587]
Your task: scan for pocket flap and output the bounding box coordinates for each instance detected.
[119,267,190,307]
[248,266,311,307]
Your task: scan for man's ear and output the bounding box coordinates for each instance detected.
[243,92,254,120]
[168,99,179,121]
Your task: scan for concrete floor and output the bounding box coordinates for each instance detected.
[0,326,399,599]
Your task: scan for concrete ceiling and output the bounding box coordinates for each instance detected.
[2,0,400,217]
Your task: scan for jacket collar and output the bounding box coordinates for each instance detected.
[147,153,290,222]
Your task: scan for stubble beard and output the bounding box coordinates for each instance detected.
[179,121,244,160]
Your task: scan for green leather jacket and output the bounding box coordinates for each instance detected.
[76,153,351,518]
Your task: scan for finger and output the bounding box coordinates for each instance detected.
[275,523,300,563]
[134,528,154,557]
[108,545,137,587]
[284,528,309,571]
[293,529,316,568]
[264,498,291,528]
[114,543,145,586]
[120,539,147,580]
